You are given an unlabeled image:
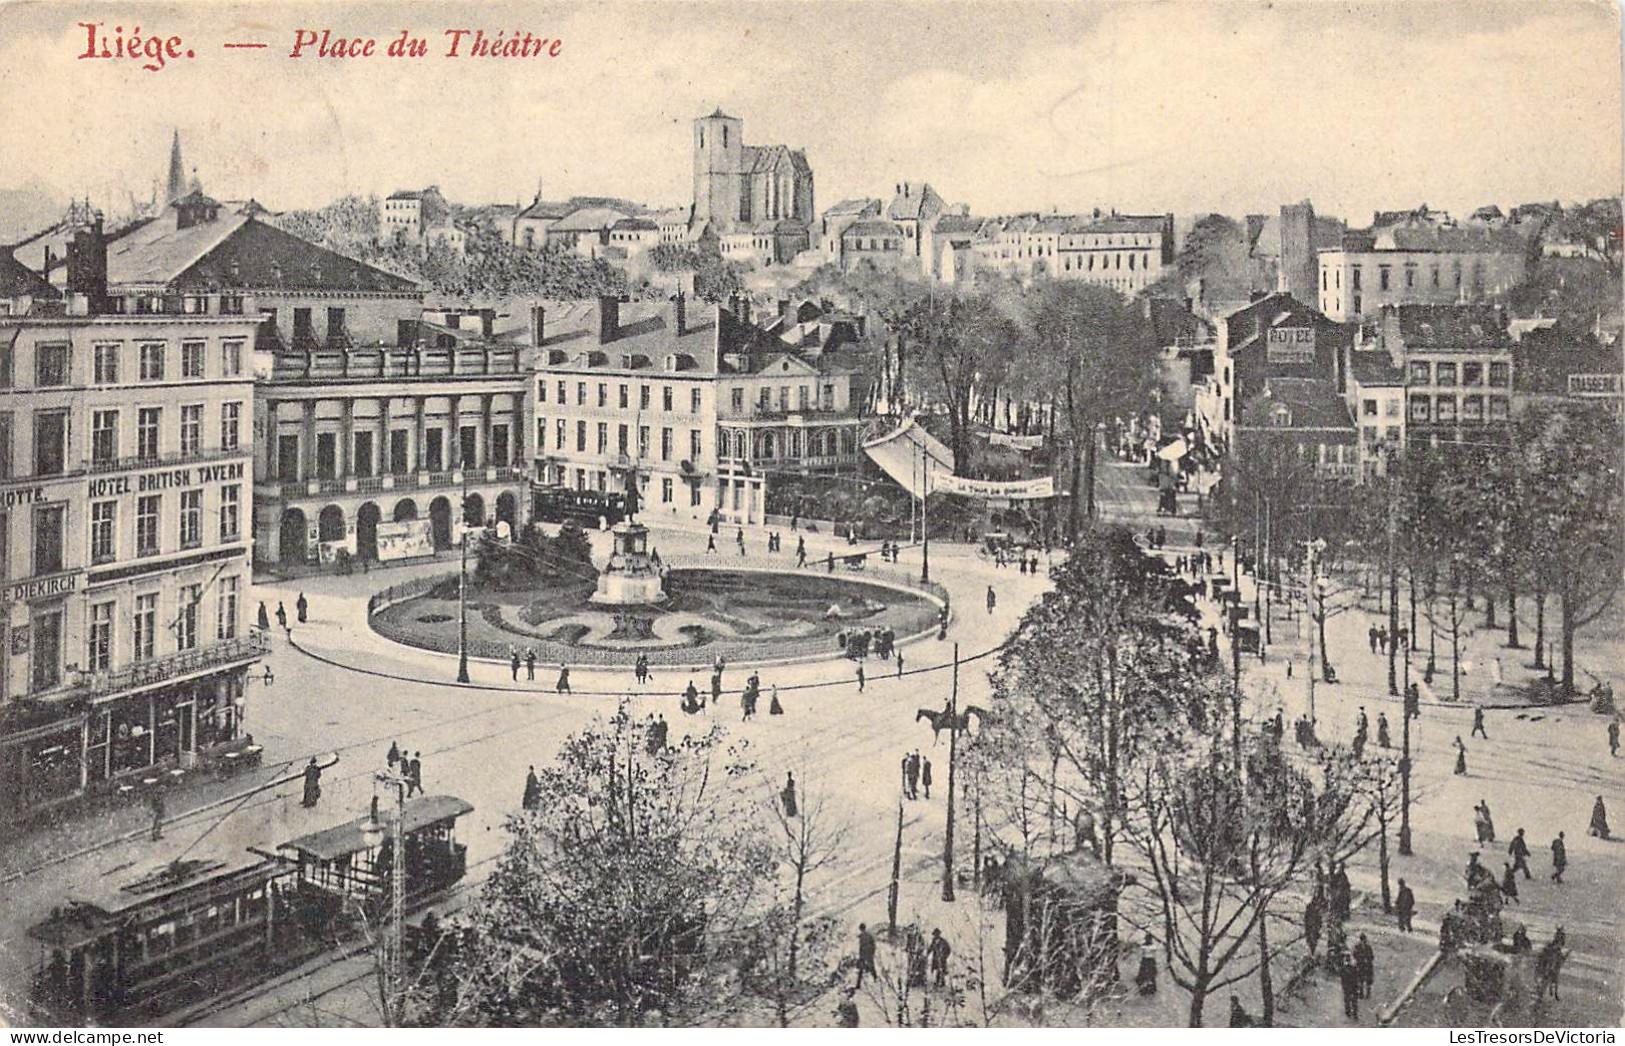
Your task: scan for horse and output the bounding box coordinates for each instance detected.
[915,705,990,744]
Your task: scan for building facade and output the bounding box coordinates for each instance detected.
[1317,225,1528,322]
[691,110,814,235]
[1378,304,1515,445]
[1,227,264,822]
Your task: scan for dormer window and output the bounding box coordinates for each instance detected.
[269,263,282,283]
[1271,406,1293,427]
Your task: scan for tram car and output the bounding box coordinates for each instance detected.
[26,795,473,1025]
[531,483,627,529]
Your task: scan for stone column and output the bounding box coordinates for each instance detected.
[480,393,493,469]
[450,394,464,470]
[380,396,393,474]
[261,398,277,477]
[415,397,427,473]
[301,400,316,480]
[339,398,353,479]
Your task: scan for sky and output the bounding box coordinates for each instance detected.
[0,0,1620,229]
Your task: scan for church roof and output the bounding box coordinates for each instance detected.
[551,206,632,233]
[705,108,736,120]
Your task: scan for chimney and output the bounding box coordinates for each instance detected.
[66,214,108,312]
[529,304,546,346]
[677,270,696,300]
[740,297,751,325]
[673,291,687,336]
[778,298,791,320]
[481,310,494,339]
[597,296,620,344]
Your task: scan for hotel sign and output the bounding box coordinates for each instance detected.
[1267,327,1317,364]
[1568,373,1623,398]
[87,460,247,499]
[3,570,82,605]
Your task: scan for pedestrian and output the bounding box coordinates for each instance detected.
[986,585,996,614]
[901,755,913,800]
[257,601,270,631]
[856,663,865,693]
[1471,706,1488,740]
[896,649,904,677]
[1551,831,1567,883]
[1454,736,1468,776]
[1330,861,1351,923]
[301,757,323,808]
[1395,878,1415,932]
[796,536,806,567]
[836,991,859,1028]
[1339,947,1361,1020]
[781,772,798,817]
[1377,627,1388,654]
[1609,719,1620,757]
[523,765,540,810]
[683,680,701,714]
[707,532,716,553]
[556,664,571,694]
[150,789,166,840]
[510,646,520,681]
[1304,894,1323,957]
[525,647,536,681]
[1353,934,1375,998]
[296,592,308,624]
[710,671,722,706]
[1509,828,1532,879]
[275,601,288,632]
[1229,996,1254,1028]
[1018,556,1028,575]
[1369,626,1379,653]
[1475,800,1496,844]
[1589,795,1611,839]
[1135,934,1158,995]
[928,928,951,988]
[827,551,835,573]
[1501,862,1520,904]
[921,756,933,800]
[769,686,784,715]
[1377,713,1391,748]
[387,740,401,768]
[856,924,878,987]
[406,752,423,797]
[905,752,920,800]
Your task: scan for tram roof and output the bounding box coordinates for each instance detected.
[278,795,474,862]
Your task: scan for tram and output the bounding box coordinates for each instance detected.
[531,483,627,528]
[26,795,473,1025]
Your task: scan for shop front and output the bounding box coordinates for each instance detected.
[0,712,89,821]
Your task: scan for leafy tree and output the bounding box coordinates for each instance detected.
[439,705,776,1025]
[901,293,1017,474]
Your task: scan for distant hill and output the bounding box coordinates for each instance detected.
[0,180,65,243]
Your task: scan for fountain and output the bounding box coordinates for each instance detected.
[590,520,667,605]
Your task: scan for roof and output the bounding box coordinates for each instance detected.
[612,217,659,232]
[516,198,573,221]
[1512,331,1624,394]
[1393,304,1512,350]
[704,107,736,120]
[109,210,421,293]
[886,183,946,222]
[843,219,903,239]
[551,206,632,233]
[824,198,880,218]
[386,190,424,201]
[1240,377,1356,430]
[1064,214,1169,236]
[654,207,692,225]
[1374,224,1527,253]
[1,251,59,299]
[279,795,474,862]
[1350,349,1406,386]
[933,214,984,236]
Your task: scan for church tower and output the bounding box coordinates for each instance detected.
[166,129,186,203]
[693,109,743,232]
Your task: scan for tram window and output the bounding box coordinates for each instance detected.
[241,886,266,921]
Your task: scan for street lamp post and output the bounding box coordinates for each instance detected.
[363,773,408,1025]
[920,450,931,584]
[1399,638,1414,856]
[456,451,470,684]
[941,643,959,901]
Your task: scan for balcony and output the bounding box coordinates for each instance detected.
[717,404,849,422]
[83,634,268,702]
[273,466,528,500]
[88,445,248,475]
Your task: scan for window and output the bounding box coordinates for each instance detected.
[1352,293,1362,316]
[221,402,241,450]
[1405,266,1416,289]
[618,384,629,409]
[181,341,205,378]
[32,504,65,575]
[759,387,771,409]
[1409,361,1431,384]
[137,495,161,556]
[555,419,565,450]
[0,413,9,479]
[1362,399,1378,417]
[33,411,67,476]
[222,340,243,376]
[0,339,10,386]
[661,477,673,503]
[1431,267,1440,288]
[134,593,157,661]
[638,426,650,459]
[1489,396,1509,420]
[220,484,241,541]
[663,386,673,412]
[691,388,701,413]
[822,385,835,411]
[661,427,672,461]
[92,410,118,465]
[139,343,165,381]
[689,429,701,461]
[640,385,651,411]
[576,382,586,406]
[1462,362,1484,386]
[537,380,548,404]
[596,423,608,454]
[798,386,810,410]
[30,609,61,692]
[1435,363,1457,386]
[326,307,346,340]
[1489,362,1510,387]
[177,584,200,651]
[88,601,113,672]
[138,407,161,461]
[597,383,607,408]
[88,344,119,386]
[35,342,69,387]
[1385,425,1401,441]
[180,404,202,456]
[576,420,587,452]
[1385,399,1401,418]
[1378,266,1391,291]
[1435,396,1457,422]
[731,388,744,413]
[90,501,117,564]
[1462,395,1484,421]
[1409,395,1431,422]
[1352,267,1362,290]
[180,489,203,548]
[218,575,240,639]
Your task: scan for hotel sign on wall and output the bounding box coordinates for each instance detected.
[1567,373,1623,397]
[1266,327,1317,365]
[86,461,247,500]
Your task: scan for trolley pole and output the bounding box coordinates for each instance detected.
[374,773,407,1025]
[456,450,471,684]
[920,451,931,584]
[942,643,959,901]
